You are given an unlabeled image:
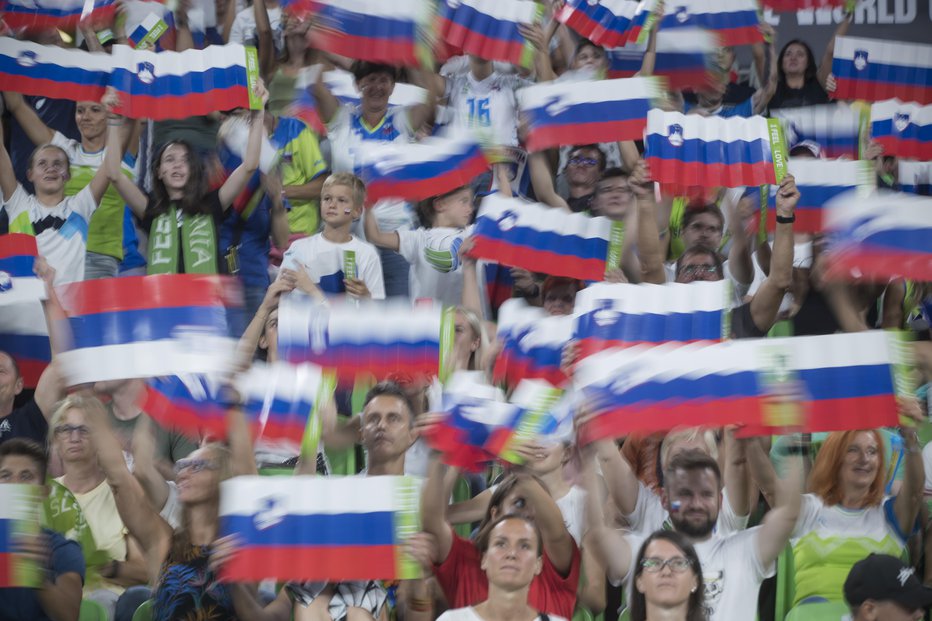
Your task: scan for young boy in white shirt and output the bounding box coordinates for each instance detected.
[280,173,385,300]
[364,185,474,307]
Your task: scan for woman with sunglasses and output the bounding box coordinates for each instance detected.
[629,530,706,621]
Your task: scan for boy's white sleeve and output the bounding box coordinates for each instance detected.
[359,243,386,300]
[280,241,304,272]
[396,228,422,264]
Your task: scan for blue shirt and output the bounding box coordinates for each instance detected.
[0,528,85,621]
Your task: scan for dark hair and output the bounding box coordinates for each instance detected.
[475,514,543,558]
[596,167,630,191]
[363,381,415,423]
[569,144,607,173]
[0,438,48,482]
[149,140,209,218]
[574,38,603,59]
[415,185,472,228]
[0,350,21,380]
[351,61,397,83]
[681,204,724,233]
[675,245,724,280]
[663,449,722,489]
[629,530,706,621]
[777,39,819,85]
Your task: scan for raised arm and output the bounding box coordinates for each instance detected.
[744,436,778,509]
[261,171,291,250]
[253,0,276,82]
[631,159,665,284]
[311,58,341,126]
[2,91,56,147]
[405,67,442,134]
[101,92,147,218]
[528,151,569,210]
[218,84,269,210]
[752,25,779,115]
[593,438,642,517]
[581,444,634,583]
[817,10,853,90]
[458,237,484,321]
[755,447,803,568]
[722,428,750,518]
[725,194,755,287]
[0,119,19,201]
[421,452,455,563]
[515,473,575,573]
[749,175,797,332]
[363,205,401,251]
[893,400,925,537]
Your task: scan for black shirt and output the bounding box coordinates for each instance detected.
[730,302,768,339]
[768,80,830,110]
[0,400,48,446]
[567,193,595,214]
[142,189,227,274]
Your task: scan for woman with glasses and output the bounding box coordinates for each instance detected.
[49,394,151,620]
[629,530,706,621]
[436,514,569,621]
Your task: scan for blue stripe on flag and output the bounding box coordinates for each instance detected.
[223,511,395,546]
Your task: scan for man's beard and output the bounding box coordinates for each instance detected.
[672,512,716,538]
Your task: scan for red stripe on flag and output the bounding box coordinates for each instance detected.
[57,275,236,315]
[526,118,647,152]
[873,136,932,160]
[223,545,400,581]
[141,385,227,440]
[365,153,489,204]
[0,234,38,260]
[716,25,764,47]
[438,18,527,65]
[0,74,106,106]
[834,78,932,106]
[646,157,777,189]
[17,360,47,389]
[314,32,418,66]
[0,552,13,587]
[470,236,607,282]
[114,85,251,121]
[737,394,898,436]
[824,248,932,282]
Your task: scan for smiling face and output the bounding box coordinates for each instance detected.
[356,71,395,115]
[157,142,192,195]
[663,467,721,539]
[480,518,542,590]
[840,431,881,495]
[635,539,699,609]
[27,145,69,196]
[75,100,108,142]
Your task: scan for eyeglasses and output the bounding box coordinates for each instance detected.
[54,424,90,438]
[173,458,218,476]
[568,156,599,168]
[679,264,720,278]
[641,556,693,573]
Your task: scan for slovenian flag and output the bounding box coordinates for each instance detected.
[141,374,229,439]
[127,12,169,50]
[235,362,336,444]
[437,0,543,68]
[823,190,932,281]
[658,0,761,46]
[323,69,428,109]
[899,160,932,196]
[556,0,657,50]
[0,302,49,389]
[573,281,731,358]
[219,475,422,581]
[0,484,42,587]
[55,275,238,384]
[481,261,516,319]
[356,135,489,205]
[495,314,573,388]
[493,298,547,386]
[0,39,112,103]
[517,76,664,152]
[0,0,117,33]
[470,194,626,282]
[277,295,448,384]
[108,43,261,120]
[606,40,647,78]
[285,65,326,135]
[308,0,433,68]
[765,159,875,232]
[650,28,722,90]
[832,36,932,105]
[772,103,865,160]
[0,234,46,306]
[645,109,789,190]
[870,99,932,160]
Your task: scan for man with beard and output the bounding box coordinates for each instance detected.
[585,448,802,621]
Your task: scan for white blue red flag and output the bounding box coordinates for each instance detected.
[356,135,488,204]
[0,39,112,103]
[658,0,762,46]
[0,0,116,33]
[219,475,422,581]
[55,275,238,384]
[0,234,45,306]
[899,160,932,196]
[0,485,41,587]
[556,0,657,49]
[517,76,664,152]
[832,36,932,105]
[470,194,626,282]
[437,0,542,68]
[772,103,865,160]
[142,374,229,439]
[870,99,932,160]
[823,190,932,281]
[0,301,49,389]
[494,314,572,388]
[645,109,789,190]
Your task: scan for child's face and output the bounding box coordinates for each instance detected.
[321,183,359,228]
[158,143,192,193]
[27,146,69,195]
[436,188,475,229]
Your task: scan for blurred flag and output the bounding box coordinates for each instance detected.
[870,99,932,160]
[657,0,762,46]
[142,374,229,439]
[518,76,664,152]
[219,475,422,581]
[832,36,932,105]
[437,0,542,68]
[127,12,169,50]
[0,0,116,33]
[899,160,932,196]
[322,69,427,109]
[470,194,625,282]
[556,0,657,49]
[0,485,42,587]
[772,103,864,159]
[0,234,46,306]
[494,314,572,388]
[0,301,49,388]
[0,39,111,103]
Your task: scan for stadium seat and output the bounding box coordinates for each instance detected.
[784,601,850,621]
[78,599,108,621]
[131,599,154,621]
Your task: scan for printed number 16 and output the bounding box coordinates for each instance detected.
[468,98,491,126]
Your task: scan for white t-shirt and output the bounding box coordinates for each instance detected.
[328,104,418,234]
[922,443,932,497]
[444,71,530,148]
[623,527,773,621]
[438,607,567,621]
[2,185,97,285]
[228,5,282,50]
[555,485,587,546]
[623,482,748,537]
[397,226,470,307]
[281,233,385,300]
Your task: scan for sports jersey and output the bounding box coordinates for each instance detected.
[281,233,385,300]
[444,71,530,148]
[279,122,328,235]
[3,184,98,285]
[51,131,135,261]
[397,226,470,307]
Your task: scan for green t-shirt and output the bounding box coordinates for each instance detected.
[280,125,328,236]
[106,404,197,465]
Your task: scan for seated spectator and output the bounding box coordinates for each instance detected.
[437,515,568,621]
[281,173,385,300]
[629,530,705,621]
[844,554,932,621]
[0,438,84,621]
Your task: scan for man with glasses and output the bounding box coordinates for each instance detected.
[563,145,606,213]
[0,438,85,621]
